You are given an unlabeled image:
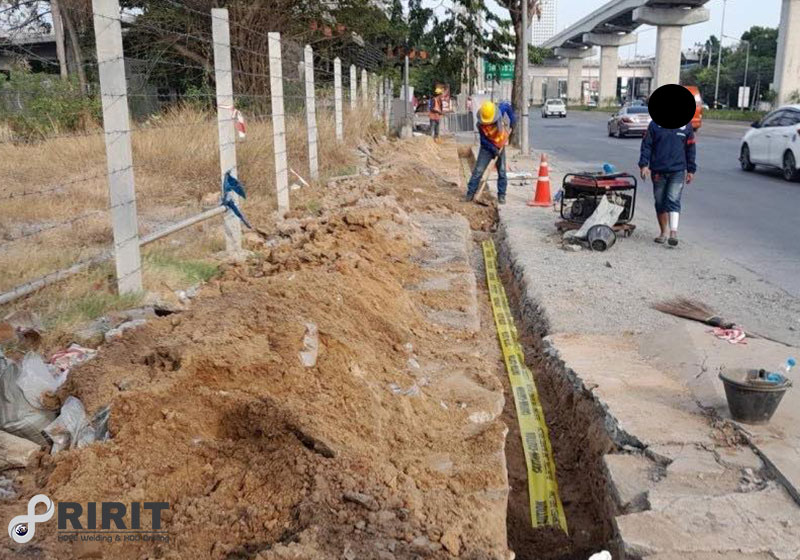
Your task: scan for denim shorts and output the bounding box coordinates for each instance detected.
[652,170,686,213]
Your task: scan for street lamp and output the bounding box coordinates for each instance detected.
[714,0,728,108]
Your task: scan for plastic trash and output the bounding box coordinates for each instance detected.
[49,344,97,374]
[766,358,796,383]
[388,382,420,397]
[0,352,62,445]
[17,353,68,409]
[588,552,612,560]
[43,397,96,453]
[298,322,319,367]
[602,163,617,174]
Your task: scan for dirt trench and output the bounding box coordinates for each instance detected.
[493,228,619,560]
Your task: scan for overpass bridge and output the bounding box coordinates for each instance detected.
[541,0,800,107]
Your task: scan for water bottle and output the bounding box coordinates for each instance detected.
[767,357,796,383]
[602,162,616,174]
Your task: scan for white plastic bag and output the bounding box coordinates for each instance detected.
[43,397,95,453]
[0,353,60,445]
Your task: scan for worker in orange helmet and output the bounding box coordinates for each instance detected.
[429,86,444,141]
[466,100,515,204]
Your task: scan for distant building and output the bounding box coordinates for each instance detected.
[531,0,557,47]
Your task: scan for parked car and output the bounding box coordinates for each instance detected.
[740,104,800,182]
[413,102,430,132]
[607,106,651,138]
[684,85,704,130]
[541,98,567,118]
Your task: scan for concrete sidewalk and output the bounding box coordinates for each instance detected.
[496,148,800,559]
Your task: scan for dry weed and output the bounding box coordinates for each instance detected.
[0,102,382,337]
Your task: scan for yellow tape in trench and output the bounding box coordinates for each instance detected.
[482,240,568,533]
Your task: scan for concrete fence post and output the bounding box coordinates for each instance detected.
[268,32,290,216]
[303,44,319,181]
[350,65,357,110]
[378,79,384,123]
[383,78,390,130]
[372,72,379,116]
[361,68,367,105]
[334,57,344,141]
[211,8,241,254]
[91,0,142,294]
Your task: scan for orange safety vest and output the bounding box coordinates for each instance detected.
[429,95,442,121]
[478,122,509,150]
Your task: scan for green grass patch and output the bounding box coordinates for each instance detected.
[56,291,144,327]
[704,109,767,122]
[144,251,220,284]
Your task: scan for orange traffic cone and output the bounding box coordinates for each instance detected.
[527,153,552,207]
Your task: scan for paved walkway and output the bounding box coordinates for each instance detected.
[495,147,800,559]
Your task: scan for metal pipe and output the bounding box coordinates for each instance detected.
[0,206,229,306]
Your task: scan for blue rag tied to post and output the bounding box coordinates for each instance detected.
[221,171,252,229]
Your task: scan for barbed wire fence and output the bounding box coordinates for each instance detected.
[0,0,392,306]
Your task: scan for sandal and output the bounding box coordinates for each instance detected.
[654,236,666,244]
[668,236,679,247]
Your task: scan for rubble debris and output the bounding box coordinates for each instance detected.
[1,310,43,347]
[104,319,147,342]
[342,491,379,511]
[298,322,319,367]
[0,430,40,470]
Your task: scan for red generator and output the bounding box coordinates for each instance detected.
[560,172,638,225]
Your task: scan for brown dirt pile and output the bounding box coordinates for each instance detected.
[0,137,506,560]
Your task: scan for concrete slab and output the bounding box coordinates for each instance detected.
[617,485,800,560]
[604,453,656,512]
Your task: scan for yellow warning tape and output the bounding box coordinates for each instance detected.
[482,240,568,534]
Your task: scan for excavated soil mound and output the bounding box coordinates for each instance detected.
[0,137,507,560]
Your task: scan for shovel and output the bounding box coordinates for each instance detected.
[473,149,503,206]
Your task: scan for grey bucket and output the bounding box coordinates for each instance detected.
[719,370,792,425]
[587,224,617,251]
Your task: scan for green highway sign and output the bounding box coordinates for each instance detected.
[484,61,514,81]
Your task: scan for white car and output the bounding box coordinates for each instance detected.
[740,104,800,181]
[541,98,566,118]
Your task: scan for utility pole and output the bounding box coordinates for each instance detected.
[521,0,529,154]
[403,54,411,135]
[714,0,727,108]
[51,0,68,80]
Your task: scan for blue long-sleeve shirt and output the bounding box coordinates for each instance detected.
[478,101,516,156]
[639,122,697,173]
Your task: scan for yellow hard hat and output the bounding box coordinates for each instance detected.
[478,101,496,124]
[434,86,443,94]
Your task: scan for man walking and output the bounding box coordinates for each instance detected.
[466,100,515,204]
[638,119,697,246]
[429,87,444,141]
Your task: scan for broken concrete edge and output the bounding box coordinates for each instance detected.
[493,216,800,557]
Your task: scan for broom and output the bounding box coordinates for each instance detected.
[652,298,793,347]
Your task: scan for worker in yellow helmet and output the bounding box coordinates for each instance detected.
[466,100,516,204]
[429,86,444,141]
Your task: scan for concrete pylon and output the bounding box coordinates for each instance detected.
[583,33,636,106]
[554,47,594,105]
[532,75,545,104]
[774,0,800,106]
[633,7,709,90]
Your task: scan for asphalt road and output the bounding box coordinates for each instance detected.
[528,111,800,297]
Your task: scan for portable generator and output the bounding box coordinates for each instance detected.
[560,172,638,225]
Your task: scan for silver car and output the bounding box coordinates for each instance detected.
[541,98,566,118]
[608,106,651,138]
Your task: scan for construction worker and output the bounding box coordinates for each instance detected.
[429,87,444,140]
[465,100,515,204]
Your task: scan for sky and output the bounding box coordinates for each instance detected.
[554,0,783,61]
[426,0,783,61]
